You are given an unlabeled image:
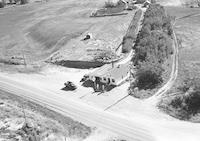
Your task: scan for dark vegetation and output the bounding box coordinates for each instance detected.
[159,64,200,121]
[0,0,28,7]
[136,0,146,4]
[130,4,173,96]
[104,0,125,8]
[20,0,28,5]
[92,0,126,16]
[93,50,119,62]
[0,0,5,8]
[122,9,142,53]
[168,91,200,120]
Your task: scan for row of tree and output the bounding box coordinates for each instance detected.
[122,9,142,53]
[131,4,173,90]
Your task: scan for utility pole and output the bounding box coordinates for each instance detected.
[22,104,27,123]
[22,50,27,67]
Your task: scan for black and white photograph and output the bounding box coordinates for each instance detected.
[0,0,200,140]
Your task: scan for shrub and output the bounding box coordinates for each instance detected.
[136,0,146,4]
[0,0,5,8]
[135,55,163,89]
[166,64,200,120]
[122,36,134,53]
[20,0,28,4]
[104,0,126,9]
[168,91,200,120]
[94,50,118,62]
[104,1,116,8]
[151,0,156,4]
[185,91,200,115]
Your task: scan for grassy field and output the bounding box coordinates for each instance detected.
[158,6,200,122]
[165,6,200,71]
[0,0,103,63]
[0,89,91,141]
[0,0,135,70]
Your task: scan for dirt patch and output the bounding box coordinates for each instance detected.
[49,60,105,69]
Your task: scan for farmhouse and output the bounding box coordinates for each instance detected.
[82,63,130,92]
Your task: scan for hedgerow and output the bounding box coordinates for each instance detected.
[131,4,173,91]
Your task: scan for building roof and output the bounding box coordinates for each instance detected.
[88,63,130,82]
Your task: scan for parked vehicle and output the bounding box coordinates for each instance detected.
[64,81,77,91]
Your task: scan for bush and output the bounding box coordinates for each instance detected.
[92,0,126,16]
[166,64,200,120]
[104,1,117,8]
[104,0,126,8]
[169,91,200,120]
[20,0,28,4]
[94,50,118,62]
[151,0,156,4]
[185,91,200,115]
[136,0,146,4]
[135,55,163,89]
[0,0,5,8]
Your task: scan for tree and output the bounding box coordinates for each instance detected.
[151,0,156,4]
[0,0,5,8]
[136,0,146,4]
[130,3,173,91]
[135,55,164,89]
[20,0,28,5]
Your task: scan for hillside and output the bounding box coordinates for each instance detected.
[0,0,136,70]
